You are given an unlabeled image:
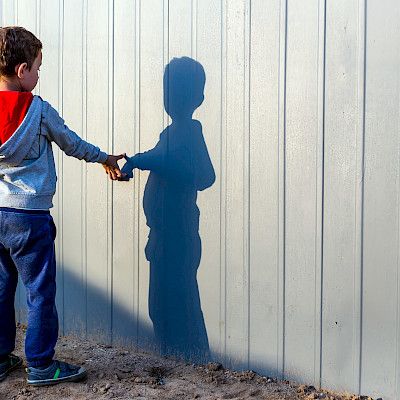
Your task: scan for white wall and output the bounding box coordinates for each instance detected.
[2,1,399,398]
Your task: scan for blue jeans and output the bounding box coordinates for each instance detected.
[0,208,58,367]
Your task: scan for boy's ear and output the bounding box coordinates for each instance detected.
[15,63,28,79]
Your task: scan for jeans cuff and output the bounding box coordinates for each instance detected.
[27,357,53,368]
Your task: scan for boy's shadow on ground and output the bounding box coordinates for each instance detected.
[123,57,215,361]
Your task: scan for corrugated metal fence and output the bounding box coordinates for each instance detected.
[1,0,399,398]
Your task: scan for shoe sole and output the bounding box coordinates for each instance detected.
[27,367,87,386]
[0,358,23,381]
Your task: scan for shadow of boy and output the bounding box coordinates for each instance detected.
[121,57,215,361]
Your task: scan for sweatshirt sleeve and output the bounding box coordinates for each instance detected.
[41,101,108,163]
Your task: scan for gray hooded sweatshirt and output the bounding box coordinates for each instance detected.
[0,95,108,209]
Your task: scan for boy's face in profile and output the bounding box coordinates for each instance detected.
[17,50,42,92]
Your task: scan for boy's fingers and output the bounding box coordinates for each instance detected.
[114,168,122,178]
[109,169,117,180]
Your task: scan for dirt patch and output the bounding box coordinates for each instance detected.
[0,325,376,400]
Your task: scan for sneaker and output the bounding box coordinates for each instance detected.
[0,354,23,381]
[26,360,87,386]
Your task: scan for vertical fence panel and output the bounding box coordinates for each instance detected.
[85,0,111,342]
[137,0,165,349]
[284,0,320,383]
[111,0,136,346]
[196,0,223,358]
[224,0,248,369]
[361,1,400,398]
[61,0,86,335]
[322,0,360,393]
[248,0,280,375]
[169,0,192,57]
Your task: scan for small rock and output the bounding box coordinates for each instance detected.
[250,389,261,396]
[98,372,105,379]
[297,384,317,394]
[206,362,223,371]
[99,382,111,394]
[118,366,134,373]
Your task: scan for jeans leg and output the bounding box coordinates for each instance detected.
[9,214,58,368]
[0,242,18,358]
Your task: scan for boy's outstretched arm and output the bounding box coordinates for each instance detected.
[41,101,125,180]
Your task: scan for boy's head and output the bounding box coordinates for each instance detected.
[0,26,42,92]
[163,57,205,120]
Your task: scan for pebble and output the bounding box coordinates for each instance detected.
[98,382,112,394]
[114,373,121,381]
[206,362,223,371]
[250,389,262,396]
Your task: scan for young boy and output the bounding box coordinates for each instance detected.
[0,26,124,385]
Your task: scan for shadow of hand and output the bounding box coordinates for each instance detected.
[119,156,135,181]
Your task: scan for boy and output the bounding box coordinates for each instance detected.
[0,26,124,385]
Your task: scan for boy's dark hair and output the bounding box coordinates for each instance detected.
[0,26,42,77]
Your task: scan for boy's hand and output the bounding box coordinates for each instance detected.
[102,154,126,180]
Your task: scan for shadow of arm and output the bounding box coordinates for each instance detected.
[193,122,215,191]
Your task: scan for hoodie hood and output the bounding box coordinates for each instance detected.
[0,95,42,166]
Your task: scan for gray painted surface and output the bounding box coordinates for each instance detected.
[1,0,399,398]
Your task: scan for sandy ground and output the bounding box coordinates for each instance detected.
[0,325,376,400]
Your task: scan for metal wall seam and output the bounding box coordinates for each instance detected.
[83,0,88,339]
[134,0,141,346]
[191,0,197,60]
[58,0,65,335]
[36,0,41,93]
[277,0,287,380]
[244,0,251,370]
[107,0,114,344]
[397,3,400,392]
[354,0,366,394]
[220,0,227,365]
[163,0,169,130]
[314,0,326,389]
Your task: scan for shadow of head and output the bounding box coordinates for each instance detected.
[164,57,205,120]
